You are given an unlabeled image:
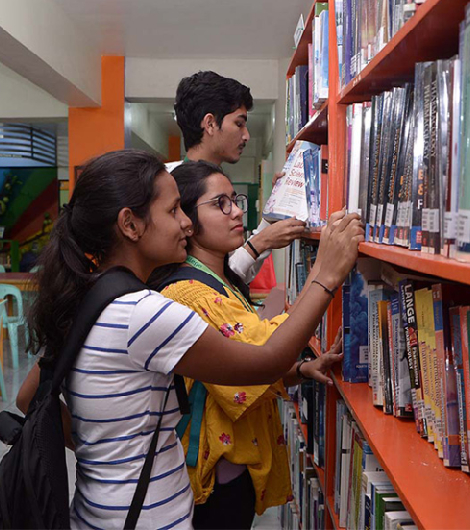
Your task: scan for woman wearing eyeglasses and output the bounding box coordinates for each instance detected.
[149,160,346,530]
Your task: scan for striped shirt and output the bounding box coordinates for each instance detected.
[65,289,207,530]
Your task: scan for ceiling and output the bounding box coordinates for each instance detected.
[55,0,312,59]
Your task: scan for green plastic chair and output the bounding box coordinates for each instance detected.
[0,284,28,370]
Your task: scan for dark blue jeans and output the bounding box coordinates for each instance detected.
[192,469,256,530]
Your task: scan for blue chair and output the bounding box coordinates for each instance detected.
[0,284,28,370]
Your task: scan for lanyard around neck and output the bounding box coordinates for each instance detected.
[185,255,254,313]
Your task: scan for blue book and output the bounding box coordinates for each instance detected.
[342,279,351,381]
[343,266,370,383]
[296,65,309,129]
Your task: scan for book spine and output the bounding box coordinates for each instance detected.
[449,307,469,472]
[460,306,470,469]
[399,280,426,435]
[457,18,470,261]
[379,300,394,414]
[432,284,453,464]
[416,288,434,443]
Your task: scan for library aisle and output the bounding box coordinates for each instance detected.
[280,0,470,528]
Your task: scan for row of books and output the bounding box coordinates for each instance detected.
[334,400,416,530]
[343,257,470,472]
[286,4,329,143]
[264,140,328,231]
[285,239,327,352]
[279,399,325,530]
[300,379,326,468]
[335,0,420,88]
[345,46,470,262]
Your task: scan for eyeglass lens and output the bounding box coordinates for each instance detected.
[219,195,247,214]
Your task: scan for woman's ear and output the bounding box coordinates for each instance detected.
[117,208,144,242]
[201,113,217,137]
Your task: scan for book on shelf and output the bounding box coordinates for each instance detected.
[333,402,412,530]
[343,51,470,259]
[313,4,329,108]
[338,0,418,89]
[457,7,470,262]
[264,140,326,227]
[344,260,470,474]
[286,7,329,144]
[449,306,470,471]
[343,258,382,383]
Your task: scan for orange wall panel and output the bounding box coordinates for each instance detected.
[168,136,181,163]
[68,56,125,192]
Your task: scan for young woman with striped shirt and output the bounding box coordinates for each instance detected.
[18,150,363,529]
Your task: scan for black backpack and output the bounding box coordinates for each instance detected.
[0,268,180,529]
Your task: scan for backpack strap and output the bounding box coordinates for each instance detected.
[158,267,227,297]
[51,267,147,393]
[124,382,173,530]
[158,267,229,468]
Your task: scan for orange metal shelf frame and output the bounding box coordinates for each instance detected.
[337,0,467,104]
[359,242,470,286]
[326,496,342,530]
[308,337,321,358]
[332,374,470,530]
[287,2,318,77]
[286,102,329,152]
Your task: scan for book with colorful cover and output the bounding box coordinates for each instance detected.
[399,280,427,436]
[432,284,464,467]
[343,259,381,383]
[460,306,470,469]
[263,140,317,223]
[415,287,435,444]
[449,306,469,472]
[424,287,442,456]
[390,293,413,418]
[409,62,432,250]
[369,284,393,406]
[378,300,394,414]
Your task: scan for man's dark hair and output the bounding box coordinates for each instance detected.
[174,71,253,151]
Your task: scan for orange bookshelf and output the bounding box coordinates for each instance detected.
[300,230,322,241]
[287,2,317,77]
[359,242,470,286]
[337,0,466,104]
[284,0,470,528]
[286,102,328,153]
[326,496,342,530]
[332,373,470,530]
[308,337,321,358]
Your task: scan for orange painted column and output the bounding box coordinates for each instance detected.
[168,136,181,163]
[68,56,125,192]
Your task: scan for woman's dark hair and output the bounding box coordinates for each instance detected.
[29,149,166,363]
[148,160,253,304]
[174,71,253,151]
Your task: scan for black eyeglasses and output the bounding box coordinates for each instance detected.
[195,193,248,215]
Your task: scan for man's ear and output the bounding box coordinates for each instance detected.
[117,208,145,242]
[201,113,218,137]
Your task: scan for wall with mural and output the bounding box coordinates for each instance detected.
[0,167,58,268]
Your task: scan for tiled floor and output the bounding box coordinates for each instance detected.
[0,336,282,529]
